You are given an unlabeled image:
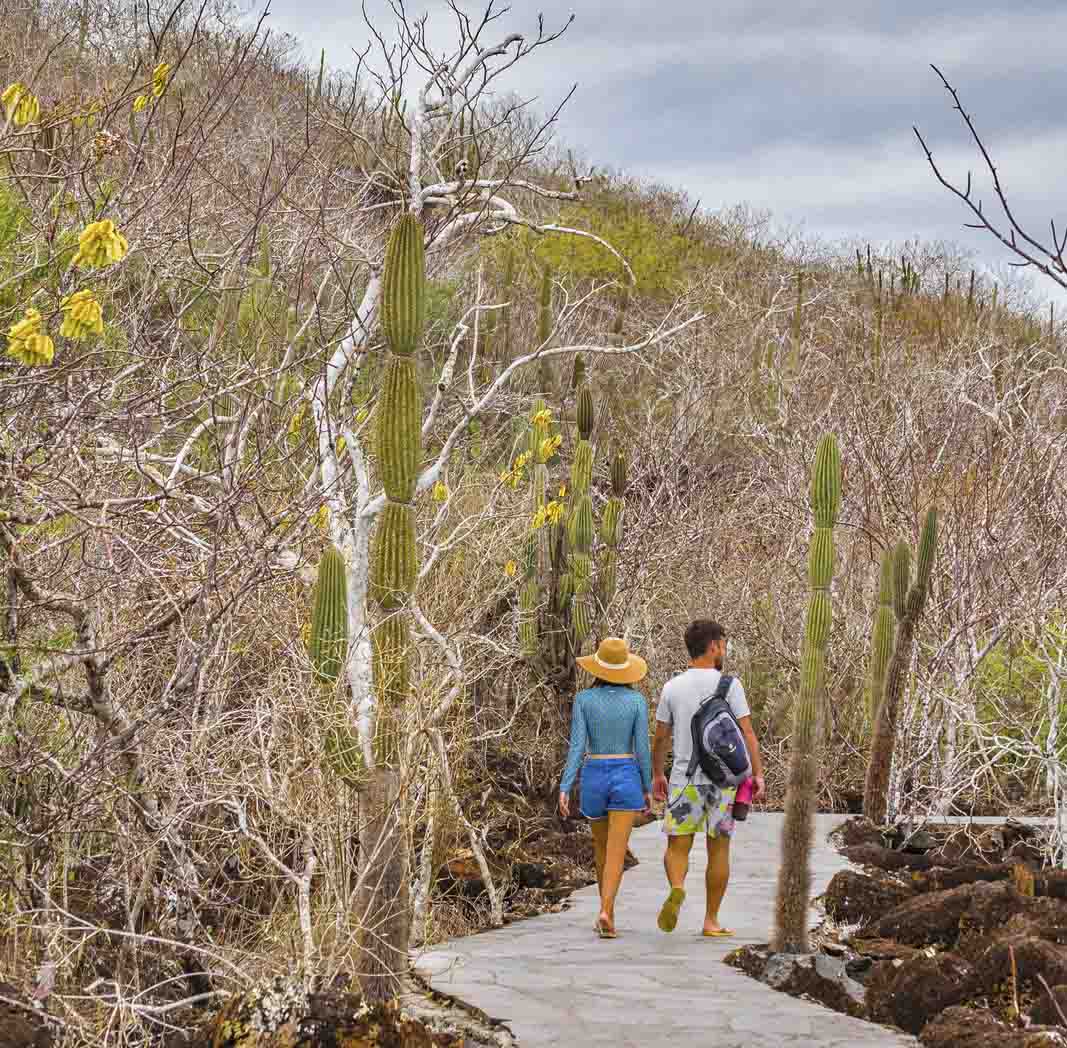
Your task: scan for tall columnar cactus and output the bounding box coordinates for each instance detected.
[369,213,426,766]
[310,544,348,683]
[864,507,939,825]
[537,264,555,395]
[358,212,427,1006]
[774,433,841,954]
[866,550,897,724]
[309,546,366,788]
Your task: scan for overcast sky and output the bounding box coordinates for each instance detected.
[270,0,1067,307]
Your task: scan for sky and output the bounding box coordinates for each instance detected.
[268,0,1067,309]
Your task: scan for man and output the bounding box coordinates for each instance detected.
[652,619,764,937]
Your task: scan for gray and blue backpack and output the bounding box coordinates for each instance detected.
[685,674,751,788]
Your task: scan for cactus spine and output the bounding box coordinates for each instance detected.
[774,434,841,954]
[866,550,897,724]
[864,508,939,824]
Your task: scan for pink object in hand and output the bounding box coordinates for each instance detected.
[733,777,754,821]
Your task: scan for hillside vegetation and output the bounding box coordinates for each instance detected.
[0,1,1064,1043]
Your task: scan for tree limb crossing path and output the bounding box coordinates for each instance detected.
[416,814,916,1048]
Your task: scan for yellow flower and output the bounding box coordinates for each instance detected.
[59,289,104,340]
[545,500,564,525]
[558,484,567,499]
[431,480,448,502]
[539,434,563,461]
[531,506,547,530]
[515,450,531,469]
[336,435,347,456]
[132,95,149,113]
[151,62,171,98]
[288,404,307,443]
[531,408,552,430]
[5,308,54,366]
[504,560,517,577]
[354,407,369,425]
[72,220,129,269]
[2,83,40,126]
[310,505,329,532]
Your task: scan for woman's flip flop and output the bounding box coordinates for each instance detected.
[702,928,734,938]
[595,916,617,939]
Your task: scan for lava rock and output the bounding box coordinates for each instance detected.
[0,983,53,1048]
[761,952,866,1019]
[865,952,972,1034]
[872,882,985,947]
[823,869,916,926]
[920,1005,1067,1048]
[1030,981,1067,1027]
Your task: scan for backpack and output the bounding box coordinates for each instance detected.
[685,675,751,788]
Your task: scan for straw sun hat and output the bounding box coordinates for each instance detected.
[577,636,648,685]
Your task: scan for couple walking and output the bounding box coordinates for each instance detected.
[558,620,765,939]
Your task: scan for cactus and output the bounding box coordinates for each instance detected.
[576,385,595,440]
[380,214,426,356]
[864,508,939,824]
[368,213,427,770]
[309,544,348,683]
[866,550,897,723]
[774,434,841,954]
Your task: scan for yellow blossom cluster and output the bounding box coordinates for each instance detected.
[539,433,562,462]
[531,499,564,530]
[431,480,448,502]
[531,407,552,430]
[5,308,54,366]
[499,450,531,490]
[72,100,102,129]
[72,220,129,269]
[310,505,329,532]
[133,63,171,113]
[152,62,171,97]
[2,83,40,126]
[60,289,104,340]
[504,560,518,577]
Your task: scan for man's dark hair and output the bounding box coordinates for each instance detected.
[685,619,726,660]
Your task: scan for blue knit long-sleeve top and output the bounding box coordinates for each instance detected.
[559,685,653,794]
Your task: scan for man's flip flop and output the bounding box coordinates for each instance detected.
[702,928,734,938]
[657,888,686,933]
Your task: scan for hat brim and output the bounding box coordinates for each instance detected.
[577,651,648,684]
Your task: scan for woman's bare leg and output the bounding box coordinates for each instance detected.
[589,817,609,902]
[599,810,637,931]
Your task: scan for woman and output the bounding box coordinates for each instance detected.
[558,636,652,939]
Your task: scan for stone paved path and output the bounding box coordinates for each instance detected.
[416,813,915,1047]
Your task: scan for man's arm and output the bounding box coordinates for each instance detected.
[739,715,765,800]
[652,722,672,801]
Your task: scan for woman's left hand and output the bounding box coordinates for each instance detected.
[558,791,570,819]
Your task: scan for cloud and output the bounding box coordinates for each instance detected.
[267,0,1067,305]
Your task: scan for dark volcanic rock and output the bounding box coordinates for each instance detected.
[872,882,984,946]
[865,952,972,1034]
[920,1005,1067,1048]
[843,843,935,871]
[1030,981,1067,1027]
[760,952,867,1019]
[0,984,53,1048]
[823,869,917,926]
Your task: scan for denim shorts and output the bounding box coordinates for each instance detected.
[579,757,645,819]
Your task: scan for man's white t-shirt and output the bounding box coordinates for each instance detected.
[656,668,750,788]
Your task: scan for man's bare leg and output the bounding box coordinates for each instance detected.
[703,834,732,934]
[658,834,694,932]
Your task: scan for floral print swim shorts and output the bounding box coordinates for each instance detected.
[663,782,737,838]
